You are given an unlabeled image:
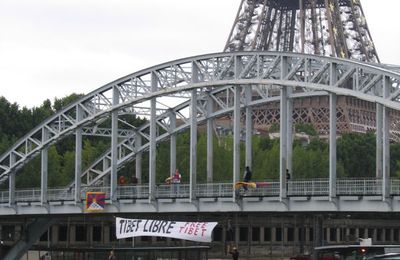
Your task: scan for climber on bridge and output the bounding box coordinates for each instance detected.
[242,166,252,192]
[234,181,268,197]
[165,169,182,195]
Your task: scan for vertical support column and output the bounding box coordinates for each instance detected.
[329,93,337,199]
[383,76,390,199]
[190,61,200,201]
[329,63,337,199]
[233,54,242,198]
[233,85,241,197]
[170,111,177,177]
[135,133,142,184]
[149,72,158,201]
[280,56,288,199]
[245,86,253,169]
[74,105,83,203]
[110,86,119,202]
[41,128,49,205]
[190,89,198,201]
[206,93,214,183]
[9,153,16,206]
[287,87,293,175]
[376,104,383,178]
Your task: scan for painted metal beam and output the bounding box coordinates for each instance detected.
[233,85,241,199]
[329,63,338,199]
[245,86,253,169]
[169,110,177,178]
[74,105,83,203]
[190,89,198,202]
[280,56,289,199]
[41,128,49,205]
[149,72,157,201]
[206,93,214,183]
[383,76,391,199]
[110,86,119,202]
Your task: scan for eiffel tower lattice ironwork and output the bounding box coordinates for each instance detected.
[225,0,379,63]
[223,0,400,140]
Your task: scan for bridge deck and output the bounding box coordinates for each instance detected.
[1,178,398,203]
[0,178,399,215]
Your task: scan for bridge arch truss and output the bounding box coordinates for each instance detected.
[1,51,400,214]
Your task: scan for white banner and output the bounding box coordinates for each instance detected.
[116,218,218,243]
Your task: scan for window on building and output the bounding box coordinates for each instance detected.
[252,227,260,242]
[264,227,271,242]
[92,226,102,242]
[226,227,235,242]
[109,225,116,241]
[75,225,87,242]
[330,228,337,242]
[287,227,294,242]
[298,227,305,242]
[58,226,68,242]
[309,228,314,242]
[40,228,52,242]
[359,228,366,239]
[276,227,282,242]
[394,229,399,242]
[377,229,383,241]
[213,227,222,242]
[385,229,391,242]
[239,227,248,242]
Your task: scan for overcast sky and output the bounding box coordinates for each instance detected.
[0,0,398,108]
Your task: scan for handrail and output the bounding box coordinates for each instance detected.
[0,178,399,204]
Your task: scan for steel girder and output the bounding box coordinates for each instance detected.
[1,51,400,186]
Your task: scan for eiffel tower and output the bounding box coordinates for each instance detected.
[224,0,400,139]
[225,0,379,63]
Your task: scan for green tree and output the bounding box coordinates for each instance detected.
[295,123,318,136]
[337,133,376,177]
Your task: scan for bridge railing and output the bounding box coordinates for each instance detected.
[0,189,9,203]
[117,185,148,199]
[244,181,280,197]
[337,178,382,196]
[390,179,400,195]
[2,178,400,204]
[48,188,75,201]
[196,183,235,197]
[288,179,329,196]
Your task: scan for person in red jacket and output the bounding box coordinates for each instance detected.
[171,169,181,195]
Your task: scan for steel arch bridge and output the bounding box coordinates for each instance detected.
[1,51,400,216]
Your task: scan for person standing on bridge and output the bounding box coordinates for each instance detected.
[171,169,181,195]
[286,169,291,193]
[132,175,138,197]
[243,166,252,192]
